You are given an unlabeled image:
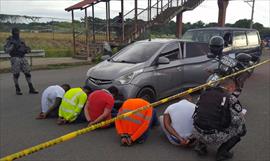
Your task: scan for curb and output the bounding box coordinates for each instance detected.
[0,61,93,74]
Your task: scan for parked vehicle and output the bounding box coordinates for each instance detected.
[206,52,253,97]
[86,39,216,102]
[182,27,262,63]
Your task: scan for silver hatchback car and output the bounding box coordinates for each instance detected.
[86,39,215,102]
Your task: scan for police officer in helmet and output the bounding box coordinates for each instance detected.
[4,27,38,95]
[192,78,247,161]
[207,36,224,59]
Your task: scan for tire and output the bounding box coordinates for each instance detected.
[136,87,156,103]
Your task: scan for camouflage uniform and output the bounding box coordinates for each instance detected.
[5,36,31,74]
[193,94,246,146]
[4,28,38,95]
[10,57,31,74]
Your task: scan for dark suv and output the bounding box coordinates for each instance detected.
[182,27,262,62]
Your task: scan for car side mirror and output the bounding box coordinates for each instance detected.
[158,56,170,65]
[236,53,252,62]
[101,55,110,61]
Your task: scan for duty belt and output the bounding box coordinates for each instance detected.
[194,125,217,135]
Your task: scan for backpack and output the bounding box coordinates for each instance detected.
[193,87,231,131]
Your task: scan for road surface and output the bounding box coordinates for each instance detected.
[0,51,269,161]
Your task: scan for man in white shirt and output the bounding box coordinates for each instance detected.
[36,84,70,119]
[159,95,196,146]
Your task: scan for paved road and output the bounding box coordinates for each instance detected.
[0,52,269,161]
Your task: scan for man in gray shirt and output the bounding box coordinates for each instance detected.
[159,95,196,146]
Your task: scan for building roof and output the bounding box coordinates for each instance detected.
[65,0,98,11]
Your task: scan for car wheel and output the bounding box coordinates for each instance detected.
[137,87,156,103]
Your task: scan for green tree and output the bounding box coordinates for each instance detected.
[205,22,218,27]
[191,20,205,28]
[253,22,264,31]
[232,19,251,28]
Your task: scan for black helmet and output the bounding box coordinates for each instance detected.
[209,36,224,57]
[11,27,20,35]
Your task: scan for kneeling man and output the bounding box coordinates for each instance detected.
[159,95,196,146]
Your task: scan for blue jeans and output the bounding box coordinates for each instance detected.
[136,109,158,142]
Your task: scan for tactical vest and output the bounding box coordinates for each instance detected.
[193,87,231,131]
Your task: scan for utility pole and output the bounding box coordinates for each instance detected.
[245,0,255,29]
[217,0,229,27]
[250,0,255,29]
[52,18,55,40]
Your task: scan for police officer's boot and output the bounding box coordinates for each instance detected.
[28,83,38,94]
[194,141,208,156]
[15,84,22,95]
[216,136,241,161]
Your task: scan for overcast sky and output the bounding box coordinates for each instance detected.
[0,0,269,27]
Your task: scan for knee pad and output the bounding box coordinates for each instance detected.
[13,73,20,79]
[24,73,31,78]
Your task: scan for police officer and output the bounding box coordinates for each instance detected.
[4,27,38,95]
[207,36,251,98]
[207,35,224,59]
[192,78,246,161]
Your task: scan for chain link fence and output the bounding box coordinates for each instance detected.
[0,14,84,57]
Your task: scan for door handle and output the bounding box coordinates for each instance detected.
[177,67,182,71]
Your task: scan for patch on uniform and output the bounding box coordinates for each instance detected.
[233,103,242,113]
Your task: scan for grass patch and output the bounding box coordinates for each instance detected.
[0,32,73,57]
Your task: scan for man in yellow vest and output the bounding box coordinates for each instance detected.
[57,85,92,125]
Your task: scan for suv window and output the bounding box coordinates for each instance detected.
[182,30,221,43]
[233,31,247,47]
[247,31,259,45]
[185,42,208,58]
[160,42,180,61]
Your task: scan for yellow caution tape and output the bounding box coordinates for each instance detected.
[1,59,270,161]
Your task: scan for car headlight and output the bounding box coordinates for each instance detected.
[116,69,143,85]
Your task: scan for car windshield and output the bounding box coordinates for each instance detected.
[182,30,221,43]
[111,42,162,63]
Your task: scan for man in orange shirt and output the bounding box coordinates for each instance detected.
[115,98,157,146]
